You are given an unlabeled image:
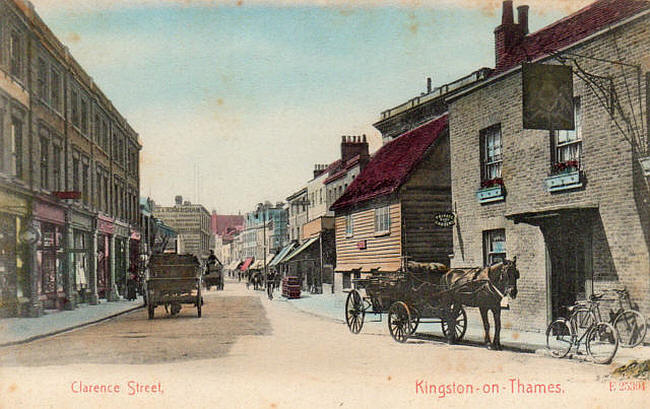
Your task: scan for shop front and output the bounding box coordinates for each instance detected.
[33,199,67,310]
[97,215,114,300]
[114,222,130,299]
[70,210,94,305]
[0,189,30,317]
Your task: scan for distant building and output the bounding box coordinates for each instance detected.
[153,195,211,257]
[210,211,244,263]
[286,187,308,243]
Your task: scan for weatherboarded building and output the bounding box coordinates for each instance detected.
[331,115,452,289]
[447,0,650,332]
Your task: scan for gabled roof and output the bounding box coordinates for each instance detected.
[495,0,650,74]
[331,114,448,212]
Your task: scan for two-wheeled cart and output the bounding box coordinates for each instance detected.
[345,263,467,343]
[146,254,203,319]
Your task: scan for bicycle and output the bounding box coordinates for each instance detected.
[546,293,619,364]
[608,289,647,348]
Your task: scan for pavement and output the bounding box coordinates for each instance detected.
[281,288,650,366]
[0,297,143,347]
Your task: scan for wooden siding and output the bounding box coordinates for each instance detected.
[399,131,453,266]
[335,202,402,272]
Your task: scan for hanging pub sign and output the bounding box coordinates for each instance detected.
[522,63,574,130]
[433,212,456,227]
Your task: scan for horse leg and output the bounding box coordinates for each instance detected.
[480,307,492,348]
[492,308,502,351]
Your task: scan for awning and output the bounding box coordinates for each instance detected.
[250,259,264,270]
[266,254,276,266]
[269,242,296,267]
[282,236,319,263]
[506,204,598,226]
[240,257,254,271]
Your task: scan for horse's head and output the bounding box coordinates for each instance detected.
[489,257,519,299]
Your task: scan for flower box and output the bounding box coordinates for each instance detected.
[545,170,582,192]
[476,185,505,204]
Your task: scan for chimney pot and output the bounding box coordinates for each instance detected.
[427,77,432,93]
[517,5,529,35]
[502,1,514,25]
[341,135,345,143]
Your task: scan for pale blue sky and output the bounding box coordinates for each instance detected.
[32,1,570,213]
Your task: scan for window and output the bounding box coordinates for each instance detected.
[71,89,80,127]
[345,214,354,237]
[82,162,89,203]
[96,170,103,209]
[37,58,48,101]
[553,97,582,172]
[52,144,62,191]
[50,69,61,112]
[10,31,22,79]
[374,205,390,234]
[73,155,80,194]
[484,229,506,266]
[11,118,23,179]
[101,120,109,151]
[81,98,88,134]
[481,124,502,182]
[40,137,49,190]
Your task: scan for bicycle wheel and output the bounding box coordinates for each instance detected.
[613,310,647,348]
[570,307,596,339]
[586,322,619,364]
[546,319,573,358]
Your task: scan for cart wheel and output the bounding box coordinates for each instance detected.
[197,299,202,318]
[409,307,420,335]
[197,287,203,318]
[345,290,365,334]
[441,303,467,342]
[388,301,411,343]
[170,303,182,315]
[148,304,155,320]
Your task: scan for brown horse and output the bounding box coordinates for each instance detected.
[441,258,519,350]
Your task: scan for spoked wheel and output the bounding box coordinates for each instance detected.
[388,301,412,343]
[613,310,647,348]
[409,307,420,335]
[570,307,596,339]
[586,322,619,364]
[197,287,202,318]
[441,303,467,341]
[546,319,573,358]
[345,290,365,334]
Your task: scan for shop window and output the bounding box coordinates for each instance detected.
[480,124,502,183]
[483,229,506,267]
[552,97,582,173]
[374,205,390,234]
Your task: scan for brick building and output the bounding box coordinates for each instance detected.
[0,0,142,317]
[447,0,650,332]
[153,196,211,257]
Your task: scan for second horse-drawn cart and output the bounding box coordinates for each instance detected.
[146,254,203,319]
[345,262,467,343]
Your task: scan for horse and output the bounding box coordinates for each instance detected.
[441,258,519,350]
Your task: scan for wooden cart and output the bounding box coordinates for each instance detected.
[345,262,467,343]
[203,264,224,291]
[146,254,203,319]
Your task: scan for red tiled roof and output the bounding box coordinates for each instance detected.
[323,154,363,184]
[495,0,649,74]
[331,115,448,211]
[211,214,245,235]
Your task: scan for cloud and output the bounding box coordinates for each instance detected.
[30,0,592,15]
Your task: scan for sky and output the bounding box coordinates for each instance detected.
[29,0,586,214]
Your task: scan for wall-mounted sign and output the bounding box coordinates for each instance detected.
[356,240,367,250]
[522,63,574,130]
[20,225,41,245]
[433,212,456,227]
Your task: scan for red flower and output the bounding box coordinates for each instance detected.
[481,178,504,188]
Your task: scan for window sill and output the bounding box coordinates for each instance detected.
[345,234,354,239]
[545,170,583,192]
[476,185,505,204]
[373,230,390,237]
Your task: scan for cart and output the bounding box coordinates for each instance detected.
[146,254,203,319]
[203,264,224,291]
[345,262,467,343]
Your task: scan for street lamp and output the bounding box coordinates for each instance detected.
[256,202,267,290]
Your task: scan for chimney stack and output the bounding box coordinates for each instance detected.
[517,5,529,35]
[341,134,369,164]
[313,164,328,179]
[494,1,527,69]
[427,77,432,93]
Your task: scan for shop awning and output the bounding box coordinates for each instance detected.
[250,259,264,270]
[282,236,319,263]
[240,257,254,271]
[266,255,276,266]
[269,242,296,267]
[506,204,598,226]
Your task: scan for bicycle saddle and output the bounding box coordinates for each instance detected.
[590,293,605,301]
